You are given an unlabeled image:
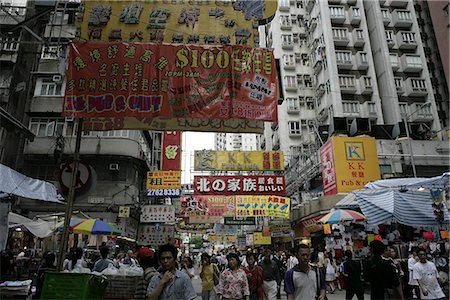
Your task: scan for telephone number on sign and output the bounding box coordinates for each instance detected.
[146,189,181,196]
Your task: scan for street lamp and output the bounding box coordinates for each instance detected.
[392,102,432,178]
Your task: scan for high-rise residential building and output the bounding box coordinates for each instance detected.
[215,133,260,151]
[260,0,449,216]
[0,0,161,240]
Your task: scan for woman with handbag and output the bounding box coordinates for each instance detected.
[200,253,218,300]
[216,253,250,300]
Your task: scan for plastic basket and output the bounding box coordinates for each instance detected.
[40,272,108,300]
[103,275,142,300]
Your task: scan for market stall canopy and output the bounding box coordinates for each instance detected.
[319,209,365,224]
[364,172,449,190]
[8,212,53,238]
[0,164,63,203]
[72,219,122,235]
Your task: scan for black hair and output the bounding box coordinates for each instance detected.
[184,257,194,268]
[71,247,83,268]
[43,251,56,268]
[246,252,257,260]
[226,253,241,266]
[201,253,211,260]
[370,240,386,256]
[310,251,319,263]
[295,243,310,255]
[344,250,353,259]
[157,243,178,260]
[99,246,109,259]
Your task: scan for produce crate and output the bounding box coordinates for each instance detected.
[40,272,108,300]
[103,275,143,300]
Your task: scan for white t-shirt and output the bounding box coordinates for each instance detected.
[292,270,317,300]
[287,256,298,270]
[407,257,418,286]
[413,261,445,300]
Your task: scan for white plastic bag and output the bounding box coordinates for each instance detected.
[101,263,119,275]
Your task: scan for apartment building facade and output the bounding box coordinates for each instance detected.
[261,0,449,214]
[215,133,260,151]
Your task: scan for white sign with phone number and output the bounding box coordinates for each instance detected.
[145,189,181,196]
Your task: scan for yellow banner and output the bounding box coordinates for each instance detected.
[332,137,381,193]
[194,151,284,171]
[208,235,237,243]
[253,232,271,245]
[146,171,181,189]
[235,195,290,219]
[79,1,277,46]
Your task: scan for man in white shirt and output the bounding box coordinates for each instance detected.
[286,250,298,270]
[413,249,445,300]
[407,248,420,299]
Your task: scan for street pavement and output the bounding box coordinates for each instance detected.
[191,272,371,299]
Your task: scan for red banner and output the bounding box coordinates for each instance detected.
[320,139,338,195]
[63,42,278,121]
[179,196,235,218]
[194,175,286,196]
[161,131,181,171]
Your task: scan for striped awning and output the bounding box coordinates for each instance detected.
[356,190,449,226]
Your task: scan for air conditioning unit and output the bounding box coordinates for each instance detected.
[109,163,119,171]
[52,75,62,82]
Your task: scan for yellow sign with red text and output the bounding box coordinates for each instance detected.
[253,232,272,245]
[321,136,380,195]
[146,171,181,190]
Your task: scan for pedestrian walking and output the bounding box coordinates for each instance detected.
[343,250,364,300]
[199,253,219,300]
[325,252,337,293]
[215,252,250,300]
[258,248,281,300]
[363,240,403,300]
[243,252,265,300]
[147,243,197,300]
[407,248,420,299]
[181,257,196,279]
[413,249,446,300]
[135,247,158,300]
[92,246,114,272]
[284,244,326,300]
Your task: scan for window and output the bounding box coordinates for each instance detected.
[394,77,403,90]
[1,37,19,51]
[338,75,356,88]
[29,118,65,137]
[352,7,361,17]
[405,55,422,67]
[283,54,295,66]
[287,97,299,111]
[298,96,305,106]
[389,53,399,66]
[284,76,297,88]
[355,29,364,40]
[288,121,301,135]
[359,52,368,63]
[336,51,352,64]
[368,102,376,114]
[290,146,302,156]
[332,28,348,39]
[36,78,63,96]
[381,9,390,19]
[282,34,293,46]
[411,79,426,90]
[330,6,345,18]
[399,103,408,115]
[397,10,411,21]
[363,77,372,88]
[400,32,416,43]
[301,53,309,66]
[280,15,291,27]
[385,30,394,42]
[306,97,314,109]
[343,102,359,113]
[41,45,62,59]
[304,75,312,88]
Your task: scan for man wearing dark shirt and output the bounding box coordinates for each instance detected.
[364,241,403,300]
[343,250,364,300]
[258,248,281,299]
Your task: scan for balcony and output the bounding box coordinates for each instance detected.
[308,17,318,32]
[365,102,378,118]
[388,0,409,9]
[339,75,357,94]
[390,53,400,71]
[306,0,316,13]
[349,7,361,25]
[405,78,428,97]
[400,55,423,72]
[381,9,391,26]
[354,52,368,70]
[30,96,63,113]
[342,101,360,116]
[285,83,298,92]
[359,76,373,95]
[328,0,342,4]
[336,51,353,69]
[330,6,346,24]
[282,41,294,50]
[352,29,365,47]
[392,10,413,28]
[394,77,404,95]
[397,31,417,49]
[283,59,296,70]
[346,0,357,5]
[279,1,290,12]
[333,28,349,46]
[409,103,433,122]
[386,30,396,48]
[0,6,26,25]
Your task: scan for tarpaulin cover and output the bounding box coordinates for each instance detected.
[63,42,278,121]
[0,164,62,203]
[8,212,53,238]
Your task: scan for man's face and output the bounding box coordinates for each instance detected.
[247,255,255,266]
[264,249,271,261]
[418,251,427,263]
[298,248,310,266]
[160,251,175,271]
[202,257,210,266]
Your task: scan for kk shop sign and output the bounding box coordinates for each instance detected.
[63,42,278,122]
[320,136,380,195]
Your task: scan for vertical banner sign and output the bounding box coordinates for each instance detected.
[321,136,381,195]
[137,225,174,246]
[161,131,182,171]
[140,205,175,223]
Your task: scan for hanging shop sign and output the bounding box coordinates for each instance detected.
[161,131,182,171]
[253,232,271,245]
[208,235,237,243]
[179,195,235,218]
[246,233,254,246]
[137,224,174,246]
[271,223,291,237]
[320,136,381,195]
[78,1,277,46]
[63,42,278,121]
[224,217,256,226]
[82,117,265,133]
[176,220,212,233]
[118,206,130,218]
[235,195,290,219]
[146,171,181,190]
[188,215,222,224]
[194,150,284,171]
[140,205,175,223]
[194,175,286,196]
[213,224,238,235]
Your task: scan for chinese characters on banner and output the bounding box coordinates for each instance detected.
[208,235,237,243]
[63,43,278,121]
[179,196,235,218]
[194,175,286,196]
[161,131,181,171]
[140,205,175,223]
[194,150,284,171]
[253,232,272,245]
[137,225,174,246]
[235,195,290,219]
[146,171,181,196]
[320,136,380,195]
[213,224,238,236]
